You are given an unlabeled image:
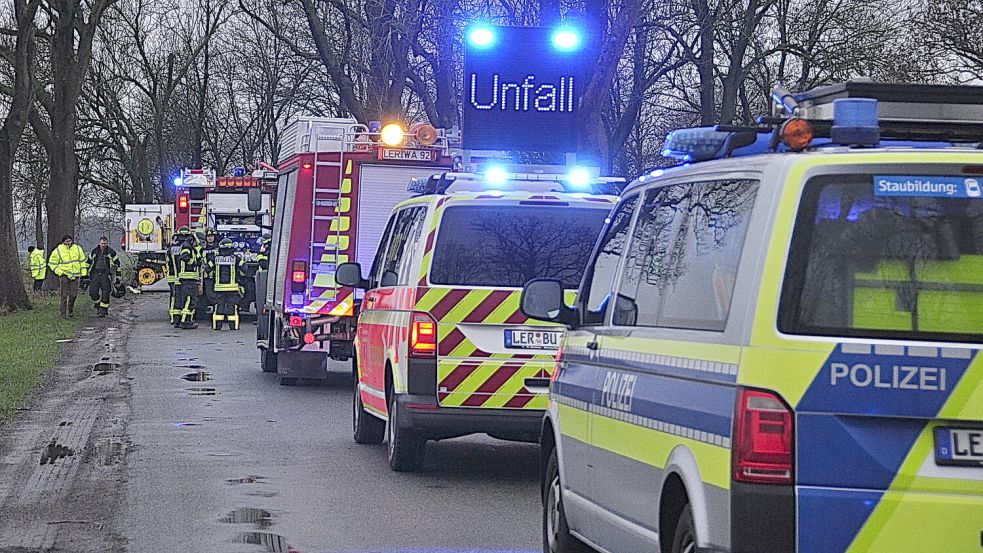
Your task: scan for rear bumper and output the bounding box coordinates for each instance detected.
[395,393,543,442]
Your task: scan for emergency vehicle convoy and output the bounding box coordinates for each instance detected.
[334,170,621,470]
[522,81,983,553]
[256,117,458,385]
[124,166,276,305]
[174,167,275,314]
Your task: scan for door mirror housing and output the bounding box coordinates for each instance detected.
[335,262,367,288]
[247,187,263,212]
[521,278,577,328]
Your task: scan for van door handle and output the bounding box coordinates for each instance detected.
[586,341,599,350]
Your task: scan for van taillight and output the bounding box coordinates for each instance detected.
[409,313,437,358]
[551,344,565,383]
[291,261,307,284]
[733,388,794,485]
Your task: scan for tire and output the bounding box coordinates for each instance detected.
[543,448,592,553]
[260,348,278,373]
[352,356,385,444]
[670,504,696,553]
[278,377,298,386]
[386,390,426,472]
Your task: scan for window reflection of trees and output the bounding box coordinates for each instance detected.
[796,183,983,333]
[628,180,756,292]
[432,209,605,288]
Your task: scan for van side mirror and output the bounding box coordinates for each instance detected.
[336,262,367,288]
[521,278,577,328]
[247,187,263,212]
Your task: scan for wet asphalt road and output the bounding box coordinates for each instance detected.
[119,293,542,553]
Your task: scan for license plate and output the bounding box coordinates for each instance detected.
[934,426,983,467]
[504,329,561,350]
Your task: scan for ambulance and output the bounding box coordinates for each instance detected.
[335,169,621,471]
[258,117,456,385]
[521,82,983,553]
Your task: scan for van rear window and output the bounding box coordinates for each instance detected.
[780,174,983,343]
[430,205,609,288]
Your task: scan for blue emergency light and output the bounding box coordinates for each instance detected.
[173,177,183,187]
[467,25,496,48]
[485,166,508,185]
[551,27,582,51]
[831,98,880,146]
[661,128,731,161]
[566,166,592,188]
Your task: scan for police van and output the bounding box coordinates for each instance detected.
[335,169,620,471]
[520,82,983,553]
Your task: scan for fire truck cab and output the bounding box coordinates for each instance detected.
[258,117,456,386]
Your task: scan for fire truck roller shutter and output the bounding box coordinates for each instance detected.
[271,170,298,311]
[356,165,448,270]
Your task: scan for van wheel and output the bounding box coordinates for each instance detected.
[670,504,696,553]
[386,390,425,472]
[260,348,278,373]
[543,448,591,553]
[352,357,384,444]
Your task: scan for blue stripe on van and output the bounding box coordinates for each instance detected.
[554,355,736,438]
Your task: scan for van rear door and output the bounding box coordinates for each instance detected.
[778,168,983,553]
[422,200,611,411]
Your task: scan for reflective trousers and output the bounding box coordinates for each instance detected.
[172,280,198,325]
[89,273,112,311]
[212,291,241,330]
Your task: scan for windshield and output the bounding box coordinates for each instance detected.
[780,173,983,343]
[429,204,610,288]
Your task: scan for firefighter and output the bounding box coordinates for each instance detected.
[27,246,46,291]
[200,228,220,308]
[173,228,201,329]
[208,239,245,330]
[256,233,271,270]
[86,236,121,317]
[47,235,88,319]
[167,227,190,325]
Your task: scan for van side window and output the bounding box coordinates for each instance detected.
[370,206,427,288]
[580,195,639,325]
[613,179,758,331]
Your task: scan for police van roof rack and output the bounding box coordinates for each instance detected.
[663,82,983,163]
[407,170,625,196]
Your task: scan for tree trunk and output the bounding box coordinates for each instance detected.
[0,0,41,311]
[694,0,717,125]
[578,0,644,170]
[44,104,81,254]
[33,193,44,249]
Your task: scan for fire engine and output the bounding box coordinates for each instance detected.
[173,167,276,313]
[257,118,456,385]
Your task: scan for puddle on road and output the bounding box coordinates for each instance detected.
[220,507,273,528]
[227,475,267,485]
[172,421,199,427]
[233,532,295,552]
[93,361,121,375]
[187,387,218,396]
[97,439,124,466]
[180,371,211,382]
[176,363,205,370]
[58,421,72,427]
[40,440,75,465]
[246,491,277,498]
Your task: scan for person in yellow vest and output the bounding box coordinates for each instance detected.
[207,239,245,330]
[47,235,88,319]
[27,245,46,291]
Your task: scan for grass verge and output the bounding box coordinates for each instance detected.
[0,294,88,420]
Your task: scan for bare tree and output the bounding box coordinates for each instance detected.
[0,0,41,311]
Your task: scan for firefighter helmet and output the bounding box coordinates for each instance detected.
[218,238,234,250]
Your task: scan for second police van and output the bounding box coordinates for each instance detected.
[522,82,983,553]
[336,169,621,471]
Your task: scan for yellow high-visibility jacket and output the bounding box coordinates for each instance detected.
[48,244,88,279]
[29,249,46,280]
